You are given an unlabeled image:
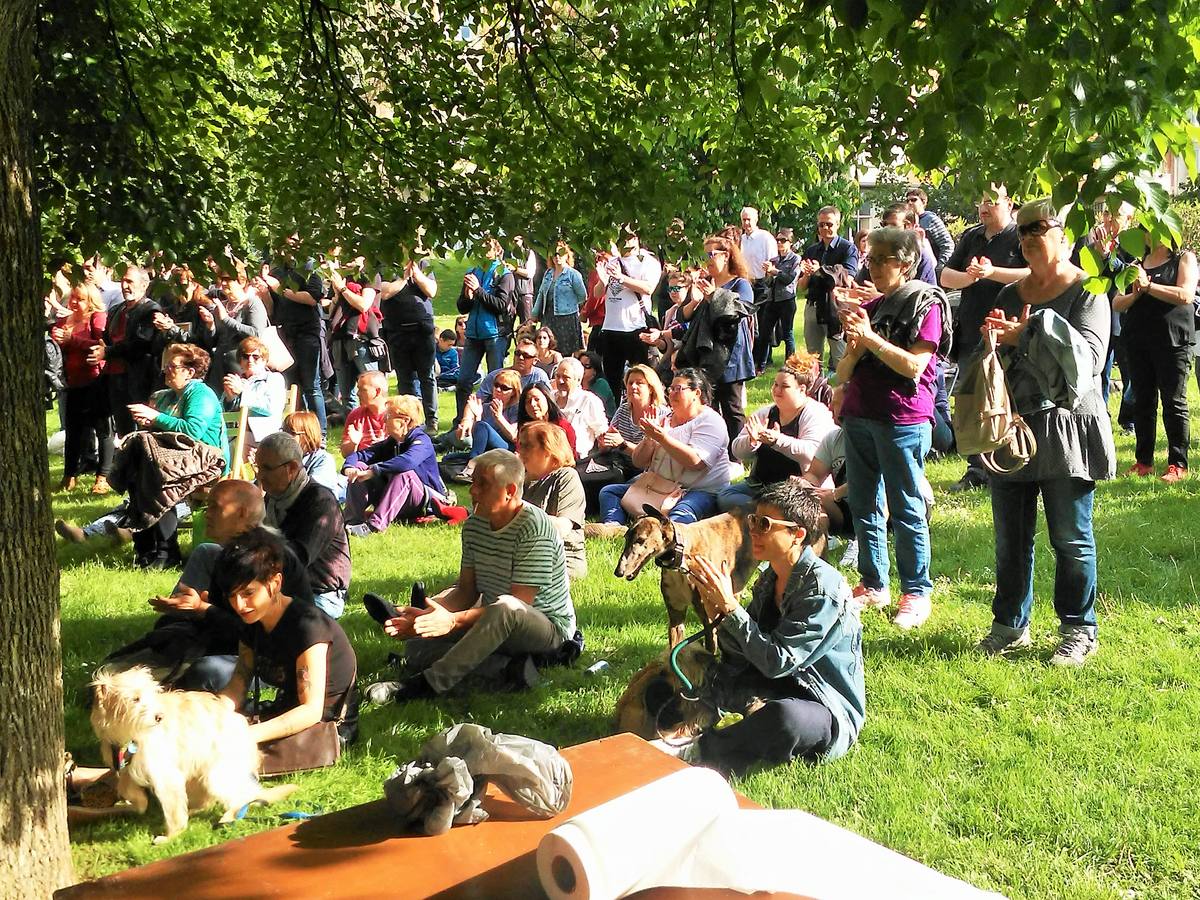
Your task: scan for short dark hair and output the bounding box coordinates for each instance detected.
[905,187,928,203]
[884,202,918,228]
[218,526,286,593]
[439,329,456,341]
[758,478,823,544]
[670,367,713,407]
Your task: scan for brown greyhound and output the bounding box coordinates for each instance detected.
[614,506,756,651]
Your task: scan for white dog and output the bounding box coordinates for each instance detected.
[90,666,296,842]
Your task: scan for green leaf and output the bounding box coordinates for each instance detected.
[1082,276,1109,295]
[1118,228,1146,258]
[1079,244,1103,277]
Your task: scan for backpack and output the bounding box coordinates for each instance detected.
[951,329,1036,475]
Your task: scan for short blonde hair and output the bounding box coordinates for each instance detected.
[385,394,424,426]
[492,368,522,402]
[624,364,665,408]
[71,284,105,315]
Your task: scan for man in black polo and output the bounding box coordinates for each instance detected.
[940,184,1030,491]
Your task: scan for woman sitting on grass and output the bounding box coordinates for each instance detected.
[220,527,358,749]
[460,367,522,460]
[343,396,465,536]
[668,478,864,775]
[518,422,587,579]
[517,382,578,460]
[577,349,616,416]
[532,326,563,377]
[282,410,344,501]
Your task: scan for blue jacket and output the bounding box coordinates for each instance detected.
[343,426,447,497]
[534,267,586,318]
[721,277,756,383]
[459,262,515,341]
[717,545,865,760]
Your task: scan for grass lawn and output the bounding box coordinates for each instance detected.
[54,354,1200,899]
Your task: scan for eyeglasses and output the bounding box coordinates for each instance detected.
[514,351,536,361]
[1017,218,1063,238]
[865,254,898,266]
[257,459,292,473]
[668,384,696,394]
[668,284,684,293]
[162,363,193,373]
[817,221,836,228]
[747,513,800,534]
[706,249,727,258]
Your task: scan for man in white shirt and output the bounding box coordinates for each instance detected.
[739,207,776,281]
[552,357,608,456]
[599,229,661,396]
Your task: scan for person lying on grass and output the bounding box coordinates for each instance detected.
[657,477,865,776]
[365,448,577,704]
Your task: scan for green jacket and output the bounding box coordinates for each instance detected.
[152,379,230,471]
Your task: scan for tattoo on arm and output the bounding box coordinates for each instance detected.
[297,665,313,705]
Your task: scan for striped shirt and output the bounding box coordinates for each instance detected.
[610,402,669,445]
[460,502,576,638]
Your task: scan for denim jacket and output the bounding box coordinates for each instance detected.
[715,547,868,758]
[717,545,865,759]
[534,267,586,318]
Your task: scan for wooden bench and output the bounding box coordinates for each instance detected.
[58,734,775,899]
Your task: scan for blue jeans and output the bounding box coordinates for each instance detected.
[287,334,328,433]
[470,420,514,458]
[716,480,761,513]
[314,588,346,619]
[990,477,1098,632]
[931,362,954,454]
[843,417,932,597]
[599,482,718,525]
[333,339,377,408]
[456,337,507,421]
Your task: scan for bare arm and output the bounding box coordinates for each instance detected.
[861,334,936,381]
[220,644,255,710]
[939,267,975,290]
[248,644,328,744]
[1145,251,1199,305]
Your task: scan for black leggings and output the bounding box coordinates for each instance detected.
[600,329,649,397]
[698,697,833,776]
[132,508,180,564]
[63,382,114,478]
[1127,339,1191,469]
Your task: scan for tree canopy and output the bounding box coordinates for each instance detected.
[34,0,1200,270]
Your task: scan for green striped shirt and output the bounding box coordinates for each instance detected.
[461,502,576,638]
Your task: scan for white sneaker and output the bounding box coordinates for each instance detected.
[892,593,932,630]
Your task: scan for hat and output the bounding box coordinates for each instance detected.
[775,227,795,242]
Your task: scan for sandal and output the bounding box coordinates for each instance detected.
[91,476,112,495]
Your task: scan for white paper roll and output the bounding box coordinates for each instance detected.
[536,767,737,900]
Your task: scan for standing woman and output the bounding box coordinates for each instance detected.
[678,234,755,443]
[1113,229,1197,482]
[534,241,586,358]
[204,275,271,388]
[835,227,943,630]
[975,199,1116,665]
[52,284,113,493]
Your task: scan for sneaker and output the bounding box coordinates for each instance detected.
[365,673,436,705]
[55,519,85,543]
[1126,462,1153,477]
[345,522,372,538]
[838,538,860,570]
[851,583,891,611]
[649,737,702,764]
[1161,464,1188,484]
[976,624,1032,656]
[892,593,931,630]
[1049,628,1098,667]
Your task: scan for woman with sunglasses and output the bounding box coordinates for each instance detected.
[533,242,586,357]
[975,199,1116,666]
[460,367,523,464]
[598,368,731,525]
[1113,222,1197,483]
[835,226,945,630]
[665,479,864,774]
[222,337,285,420]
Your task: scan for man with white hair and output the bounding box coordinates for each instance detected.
[366,449,576,703]
[553,357,607,456]
[739,207,777,282]
[88,265,164,436]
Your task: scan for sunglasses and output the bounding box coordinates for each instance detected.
[706,249,727,258]
[239,352,264,361]
[514,351,537,360]
[747,513,800,534]
[865,254,898,265]
[494,384,515,392]
[817,221,836,228]
[1017,218,1063,238]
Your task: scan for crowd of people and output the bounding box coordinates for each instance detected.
[48,185,1199,780]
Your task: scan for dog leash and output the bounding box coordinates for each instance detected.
[668,616,725,701]
[231,803,321,823]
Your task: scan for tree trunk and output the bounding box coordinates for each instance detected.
[0,0,75,894]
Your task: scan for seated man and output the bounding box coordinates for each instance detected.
[140,479,313,692]
[674,478,865,776]
[339,369,389,457]
[366,449,576,703]
[257,432,352,618]
[553,356,607,456]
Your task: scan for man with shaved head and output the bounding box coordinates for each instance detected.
[135,479,314,691]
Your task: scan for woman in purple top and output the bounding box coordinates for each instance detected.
[835,227,945,630]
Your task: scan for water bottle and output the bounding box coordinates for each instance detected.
[584,660,610,677]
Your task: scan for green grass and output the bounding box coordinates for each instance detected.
[56,366,1200,899]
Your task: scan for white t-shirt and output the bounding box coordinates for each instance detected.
[558,389,609,456]
[740,228,776,280]
[650,405,732,493]
[602,251,662,333]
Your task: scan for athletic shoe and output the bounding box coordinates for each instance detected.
[365,674,436,705]
[851,583,891,611]
[345,522,372,538]
[976,624,1032,656]
[1049,628,1098,667]
[838,538,860,570]
[892,593,932,630]
[1161,464,1188,483]
[1126,462,1153,477]
[55,519,85,543]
